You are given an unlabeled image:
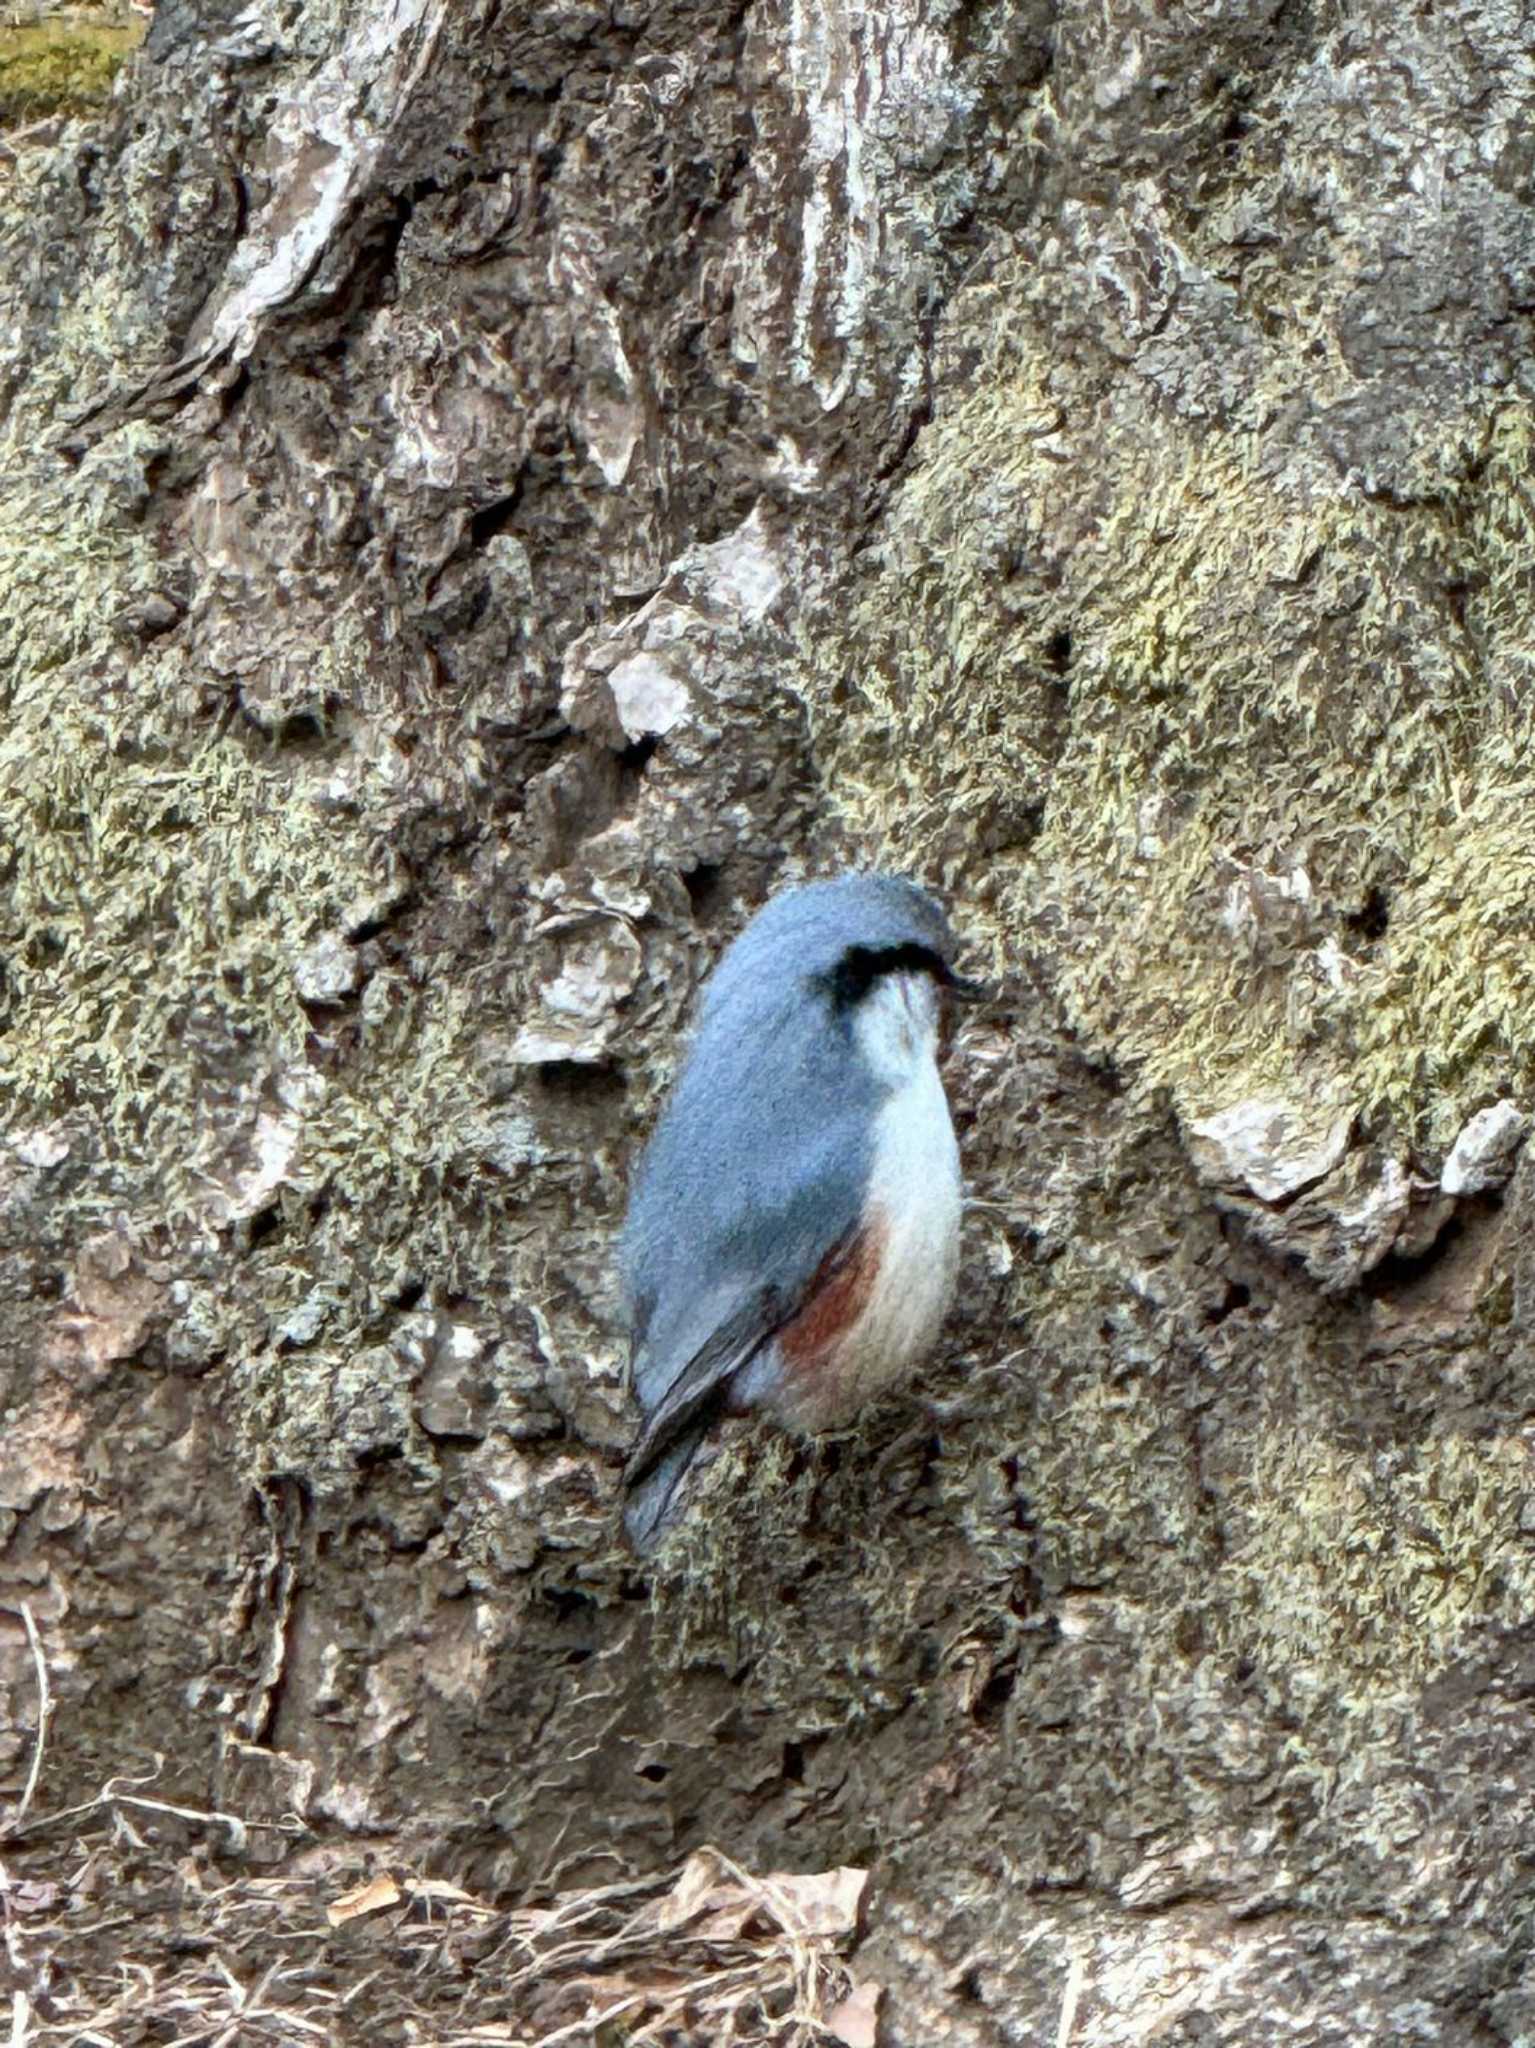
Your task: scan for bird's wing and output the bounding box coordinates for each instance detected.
[621,1281,788,1497]
[619,985,880,1544]
[621,1225,870,1551]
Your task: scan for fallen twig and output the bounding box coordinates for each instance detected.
[12,1606,51,1834]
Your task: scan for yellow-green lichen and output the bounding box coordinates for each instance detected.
[962,1331,1535,1725]
[1217,1429,1534,1713]
[0,19,142,128]
[803,287,1535,1159]
[0,430,517,1487]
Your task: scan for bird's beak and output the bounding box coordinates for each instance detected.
[945,970,993,1003]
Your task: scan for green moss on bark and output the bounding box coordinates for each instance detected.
[0,20,141,127]
[806,291,1535,1158]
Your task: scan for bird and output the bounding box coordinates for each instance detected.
[620,872,978,1550]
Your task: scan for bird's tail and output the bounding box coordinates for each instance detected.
[622,1429,705,1553]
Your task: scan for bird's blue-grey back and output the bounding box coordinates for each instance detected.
[623,956,878,1411]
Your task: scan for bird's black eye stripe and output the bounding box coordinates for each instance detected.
[823,942,949,1007]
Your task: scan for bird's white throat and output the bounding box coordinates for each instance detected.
[851,968,942,1086]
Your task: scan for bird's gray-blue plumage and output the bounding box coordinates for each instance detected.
[621,874,959,1548]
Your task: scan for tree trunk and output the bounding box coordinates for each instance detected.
[4,0,1535,2037]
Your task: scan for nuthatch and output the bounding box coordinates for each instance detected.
[620,873,976,1550]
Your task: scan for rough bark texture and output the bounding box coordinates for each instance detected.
[5,0,1535,2038]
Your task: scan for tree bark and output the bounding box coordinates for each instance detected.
[5,0,1535,2037]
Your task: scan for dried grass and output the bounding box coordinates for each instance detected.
[0,1777,870,2047]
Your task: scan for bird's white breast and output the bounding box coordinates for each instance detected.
[833,971,962,1409]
